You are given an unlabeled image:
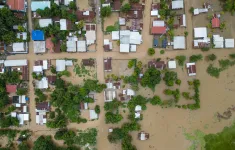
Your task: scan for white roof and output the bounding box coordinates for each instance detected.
[130,32,142,45]
[60,19,67,30]
[151,10,159,16]
[23,114,29,121]
[104,39,109,45]
[33,66,43,72]
[225,39,234,48]
[194,27,207,38]
[127,89,135,96]
[31,1,51,11]
[106,82,113,89]
[17,32,27,40]
[213,35,224,48]
[112,31,120,40]
[64,0,73,5]
[102,3,110,7]
[36,115,39,124]
[20,95,26,103]
[119,17,126,25]
[66,41,76,52]
[120,30,130,36]
[135,112,141,118]
[120,44,130,53]
[77,41,86,52]
[13,43,25,52]
[16,103,21,107]
[135,105,142,111]
[4,59,27,67]
[130,45,137,52]
[65,60,73,66]
[18,114,24,125]
[153,20,165,27]
[83,11,90,16]
[173,36,185,49]
[43,60,48,70]
[86,31,96,40]
[193,37,210,47]
[35,77,48,89]
[43,118,47,123]
[39,19,52,27]
[11,112,17,117]
[140,133,146,140]
[89,110,98,120]
[181,14,186,27]
[84,103,88,110]
[56,60,66,71]
[172,0,184,9]
[168,60,177,69]
[34,41,46,53]
[23,106,27,113]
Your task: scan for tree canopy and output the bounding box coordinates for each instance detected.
[101,6,112,17]
[163,71,178,86]
[140,67,161,91]
[121,3,131,13]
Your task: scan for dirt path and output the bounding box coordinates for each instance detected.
[6,0,235,149]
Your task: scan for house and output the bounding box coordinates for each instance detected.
[130,32,142,45]
[89,110,98,120]
[171,0,184,10]
[6,84,17,93]
[193,38,210,48]
[32,30,45,41]
[225,39,234,48]
[84,24,96,31]
[56,60,66,72]
[85,27,96,46]
[194,27,207,38]
[173,36,186,49]
[213,35,224,48]
[34,60,50,70]
[112,31,119,40]
[12,42,26,52]
[104,90,116,102]
[179,14,186,27]
[212,17,220,28]
[113,0,121,11]
[61,0,73,6]
[82,59,95,67]
[12,95,26,104]
[34,41,46,53]
[46,38,54,52]
[104,58,112,72]
[130,45,137,52]
[47,75,56,85]
[126,10,143,19]
[168,60,176,69]
[193,8,208,15]
[119,17,126,26]
[60,19,67,30]
[7,0,25,11]
[33,66,43,73]
[31,1,51,11]
[22,105,28,113]
[77,41,86,52]
[151,27,167,34]
[103,39,112,51]
[76,10,95,22]
[35,77,48,89]
[66,41,77,52]
[39,19,52,28]
[120,44,130,53]
[186,63,196,76]
[54,41,61,53]
[153,20,165,27]
[36,102,50,125]
[148,60,166,70]
[17,113,29,125]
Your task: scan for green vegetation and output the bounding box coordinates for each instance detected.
[105,112,123,124]
[50,78,105,124]
[140,67,161,91]
[176,55,186,66]
[148,48,155,56]
[101,6,112,17]
[16,88,28,95]
[75,128,98,146]
[34,89,47,103]
[160,50,165,54]
[221,0,235,14]
[129,0,139,3]
[106,22,120,32]
[184,130,205,150]
[229,53,235,59]
[206,54,217,61]
[0,7,26,44]
[54,129,76,146]
[121,3,131,13]
[150,96,162,105]
[184,31,188,37]
[0,129,19,141]
[68,1,77,10]
[0,116,19,128]
[18,142,30,150]
[182,92,191,100]
[128,59,136,68]
[104,99,123,124]
[57,70,71,77]
[46,108,67,128]
[95,105,100,114]
[32,72,43,80]
[190,54,203,62]
[50,66,57,74]
[189,7,194,13]
[163,71,178,86]
[175,79,181,85]
[73,64,92,78]
[207,64,221,78]
[201,47,210,51]
[164,89,180,103]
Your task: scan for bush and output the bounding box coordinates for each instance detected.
[150,96,162,105]
[49,112,55,119]
[175,55,186,66]
[206,64,220,78]
[184,31,188,37]
[101,6,112,17]
[175,79,181,85]
[50,66,57,74]
[16,88,28,95]
[148,48,155,56]
[160,50,165,54]
[189,7,194,13]
[201,47,210,51]
[128,59,136,68]
[163,71,178,86]
[121,3,131,13]
[190,54,203,62]
[105,112,123,124]
[229,53,235,59]
[106,26,117,32]
[206,54,217,61]
[182,92,191,100]
[164,89,173,95]
[95,105,100,114]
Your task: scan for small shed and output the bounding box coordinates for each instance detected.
[77,41,86,52]
[225,39,234,48]
[39,19,52,27]
[186,63,196,76]
[212,18,220,28]
[173,36,185,49]
[104,58,112,72]
[89,110,98,120]
[112,31,120,40]
[168,60,176,69]
[56,60,66,72]
[194,27,207,38]
[120,44,130,53]
[6,84,17,93]
[172,0,184,9]
[34,41,46,53]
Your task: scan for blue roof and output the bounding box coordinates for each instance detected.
[31,1,51,11]
[153,39,158,46]
[32,30,44,41]
[162,39,167,48]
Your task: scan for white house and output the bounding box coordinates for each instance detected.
[225,39,234,48]
[213,35,224,48]
[194,27,207,38]
[173,36,185,49]
[168,60,177,69]
[56,60,66,72]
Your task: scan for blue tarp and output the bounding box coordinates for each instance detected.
[153,39,158,47]
[162,39,167,48]
[32,30,44,41]
[25,97,29,101]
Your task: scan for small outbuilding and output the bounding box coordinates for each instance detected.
[56,60,66,72]
[225,39,234,48]
[194,27,207,38]
[89,110,98,120]
[32,30,44,41]
[168,60,176,69]
[186,63,196,76]
[173,36,186,49]
[34,41,46,53]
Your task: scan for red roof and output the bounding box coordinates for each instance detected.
[151,27,166,34]
[76,10,96,23]
[187,64,196,74]
[6,85,17,93]
[113,0,121,10]
[46,38,54,52]
[7,0,25,11]
[212,18,220,28]
[104,58,112,71]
